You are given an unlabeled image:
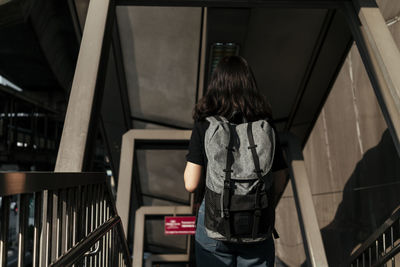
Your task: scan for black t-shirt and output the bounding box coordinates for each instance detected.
[186,117,287,172]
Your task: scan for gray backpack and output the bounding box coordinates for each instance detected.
[204,115,276,242]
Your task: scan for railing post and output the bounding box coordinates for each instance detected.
[344,0,400,157]
[0,196,10,267]
[281,133,328,267]
[17,194,28,267]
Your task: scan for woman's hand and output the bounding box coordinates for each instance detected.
[184,162,203,192]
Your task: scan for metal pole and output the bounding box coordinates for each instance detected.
[38,191,49,267]
[0,196,10,267]
[196,7,207,101]
[281,133,328,267]
[55,0,114,172]
[17,194,28,267]
[344,0,400,156]
[33,192,41,267]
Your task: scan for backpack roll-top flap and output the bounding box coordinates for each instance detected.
[233,120,275,179]
[205,116,276,181]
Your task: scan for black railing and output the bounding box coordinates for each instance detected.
[0,172,131,267]
[348,205,400,267]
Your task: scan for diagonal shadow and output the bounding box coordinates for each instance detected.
[320,129,400,266]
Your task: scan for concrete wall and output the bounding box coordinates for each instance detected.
[275,1,400,266]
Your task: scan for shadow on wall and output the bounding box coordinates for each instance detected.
[321,129,400,266]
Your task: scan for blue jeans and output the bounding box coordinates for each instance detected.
[195,200,275,267]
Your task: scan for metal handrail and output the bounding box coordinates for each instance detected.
[50,216,131,266]
[348,205,400,266]
[372,243,400,267]
[0,172,131,267]
[0,172,105,196]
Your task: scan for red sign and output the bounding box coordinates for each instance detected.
[164,216,196,235]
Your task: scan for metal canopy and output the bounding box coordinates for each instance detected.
[117,5,352,145]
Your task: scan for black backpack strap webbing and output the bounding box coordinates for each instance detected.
[222,123,235,240]
[247,122,264,239]
[247,122,263,180]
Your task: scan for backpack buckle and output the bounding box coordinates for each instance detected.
[253,169,263,174]
[223,209,230,218]
[223,180,231,189]
[254,209,261,217]
[223,169,233,173]
[225,146,235,152]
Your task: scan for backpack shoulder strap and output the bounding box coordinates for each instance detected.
[221,122,235,240]
[246,121,264,239]
[247,122,263,179]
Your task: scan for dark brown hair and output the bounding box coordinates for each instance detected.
[193,56,272,122]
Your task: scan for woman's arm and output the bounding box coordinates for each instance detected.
[184,162,203,193]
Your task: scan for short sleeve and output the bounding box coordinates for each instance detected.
[186,122,205,166]
[271,135,287,172]
[268,121,287,172]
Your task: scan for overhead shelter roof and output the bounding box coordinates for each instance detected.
[116,5,352,145]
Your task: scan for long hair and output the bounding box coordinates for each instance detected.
[193,56,272,122]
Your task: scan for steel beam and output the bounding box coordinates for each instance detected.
[111,19,133,131]
[344,0,400,156]
[281,133,328,267]
[130,115,192,130]
[116,129,192,234]
[55,0,114,172]
[285,10,336,131]
[196,7,207,102]
[116,0,346,8]
[132,205,192,267]
[145,254,190,267]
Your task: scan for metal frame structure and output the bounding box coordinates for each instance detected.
[116,0,345,8]
[55,0,115,172]
[280,133,329,267]
[115,130,193,266]
[284,9,337,132]
[52,0,400,266]
[116,129,192,233]
[196,7,208,102]
[134,205,194,267]
[343,0,400,156]
[56,0,400,176]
